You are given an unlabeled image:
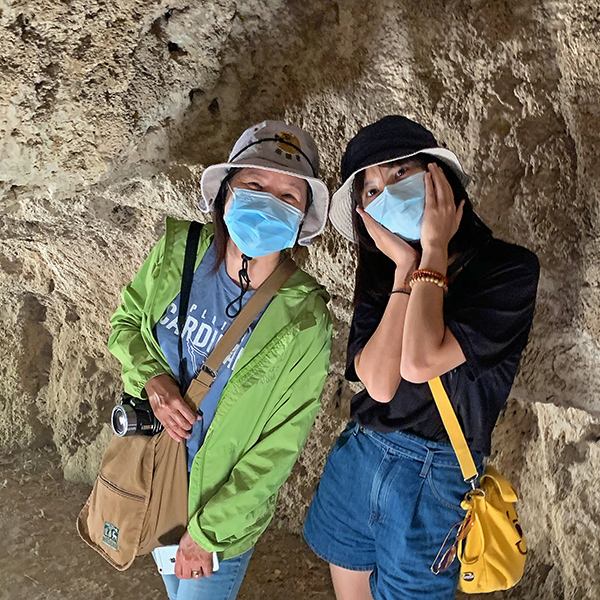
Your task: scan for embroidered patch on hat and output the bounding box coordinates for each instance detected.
[102,521,119,551]
[274,132,302,161]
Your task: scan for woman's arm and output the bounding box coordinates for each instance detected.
[353,208,419,402]
[109,234,198,439]
[401,163,466,383]
[400,245,466,383]
[108,235,170,397]
[354,266,411,402]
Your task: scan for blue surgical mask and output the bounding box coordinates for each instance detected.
[224,187,304,258]
[364,171,426,241]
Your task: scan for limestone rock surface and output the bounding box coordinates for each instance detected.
[1,0,600,597]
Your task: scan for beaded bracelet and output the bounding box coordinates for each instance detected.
[406,269,449,293]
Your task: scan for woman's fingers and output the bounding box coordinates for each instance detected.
[427,163,457,216]
[157,407,193,440]
[428,164,444,206]
[165,429,183,443]
[429,163,453,208]
[357,206,395,248]
[454,199,466,232]
[164,423,185,442]
[421,164,465,251]
[356,205,419,269]
[425,170,436,208]
[166,407,191,431]
[165,416,192,439]
[175,549,184,578]
[175,548,194,580]
[158,392,196,427]
[200,553,213,578]
[356,205,383,237]
[176,400,198,427]
[146,375,200,441]
[175,534,212,580]
[170,424,191,440]
[169,400,196,429]
[152,394,196,431]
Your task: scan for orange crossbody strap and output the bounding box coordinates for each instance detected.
[428,377,479,483]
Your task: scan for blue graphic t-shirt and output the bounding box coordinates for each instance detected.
[154,242,265,471]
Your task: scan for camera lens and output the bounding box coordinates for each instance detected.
[111,404,138,437]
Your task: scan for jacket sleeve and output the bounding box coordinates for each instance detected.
[108,235,170,398]
[187,307,333,552]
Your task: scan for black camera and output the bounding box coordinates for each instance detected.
[111,393,164,437]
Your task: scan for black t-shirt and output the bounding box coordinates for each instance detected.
[347,238,540,456]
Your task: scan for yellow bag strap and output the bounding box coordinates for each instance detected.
[428,377,479,484]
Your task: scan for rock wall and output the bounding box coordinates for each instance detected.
[1,0,599,597]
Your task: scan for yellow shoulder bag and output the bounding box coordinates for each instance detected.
[428,377,527,593]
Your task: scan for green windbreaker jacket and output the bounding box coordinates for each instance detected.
[108,218,332,559]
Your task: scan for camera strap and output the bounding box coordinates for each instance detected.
[184,255,297,411]
[177,221,203,388]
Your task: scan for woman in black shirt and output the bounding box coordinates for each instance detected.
[303,116,539,600]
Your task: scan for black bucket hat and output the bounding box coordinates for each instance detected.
[330,116,470,242]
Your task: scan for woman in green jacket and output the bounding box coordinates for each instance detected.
[108,120,332,600]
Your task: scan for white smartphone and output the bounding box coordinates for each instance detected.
[153,545,220,575]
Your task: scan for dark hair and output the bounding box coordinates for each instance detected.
[211,168,240,272]
[211,168,314,272]
[352,154,492,305]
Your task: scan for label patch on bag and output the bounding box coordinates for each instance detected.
[102,522,120,551]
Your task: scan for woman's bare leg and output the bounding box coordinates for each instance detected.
[330,564,374,600]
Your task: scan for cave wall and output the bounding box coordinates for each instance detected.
[1,0,600,597]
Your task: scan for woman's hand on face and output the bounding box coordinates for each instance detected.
[356,205,419,272]
[420,163,465,253]
[175,531,214,579]
[144,374,199,442]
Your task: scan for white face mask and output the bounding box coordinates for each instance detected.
[365,172,426,241]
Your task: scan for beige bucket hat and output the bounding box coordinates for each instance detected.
[200,120,330,246]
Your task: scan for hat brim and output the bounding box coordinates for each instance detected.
[329,148,471,243]
[200,158,330,246]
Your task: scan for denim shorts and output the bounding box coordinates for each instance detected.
[303,422,485,600]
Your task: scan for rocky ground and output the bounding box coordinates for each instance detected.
[0,447,335,600]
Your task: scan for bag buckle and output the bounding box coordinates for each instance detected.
[465,475,486,499]
[466,474,479,491]
[200,363,217,381]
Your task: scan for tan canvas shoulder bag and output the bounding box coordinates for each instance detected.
[77,223,297,570]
